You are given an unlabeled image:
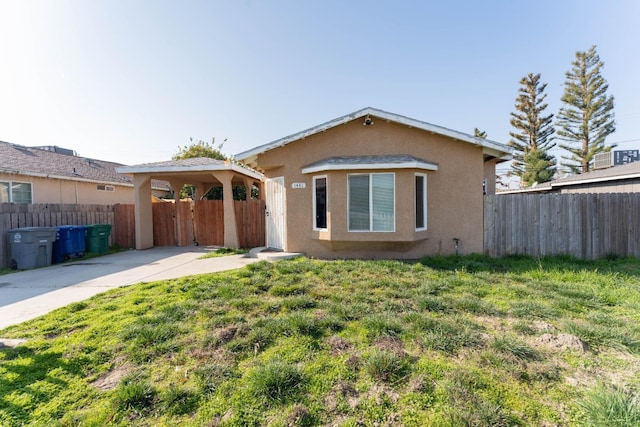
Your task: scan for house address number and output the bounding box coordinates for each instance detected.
[291,182,306,189]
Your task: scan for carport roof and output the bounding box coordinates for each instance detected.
[116,157,263,180]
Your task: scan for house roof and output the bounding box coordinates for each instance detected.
[116,157,263,181]
[0,141,170,190]
[235,107,513,167]
[301,155,438,174]
[499,161,640,194]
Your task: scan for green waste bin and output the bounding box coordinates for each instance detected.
[7,227,58,269]
[85,224,112,254]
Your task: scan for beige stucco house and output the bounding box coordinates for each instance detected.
[0,141,170,204]
[236,107,512,259]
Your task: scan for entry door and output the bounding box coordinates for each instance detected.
[265,177,286,250]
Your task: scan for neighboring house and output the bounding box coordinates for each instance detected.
[235,107,512,258]
[499,160,640,194]
[0,141,170,204]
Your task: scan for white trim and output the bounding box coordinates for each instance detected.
[347,172,395,232]
[312,175,328,231]
[116,163,263,180]
[236,107,512,163]
[553,173,640,188]
[302,160,438,174]
[415,173,427,231]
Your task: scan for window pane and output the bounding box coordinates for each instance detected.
[314,177,327,229]
[12,183,32,203]
[415,175,425,229]
[0,182,8,203]
[349,175,370,230]
[372,174,394,231]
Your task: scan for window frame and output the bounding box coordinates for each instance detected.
[415,173,427,231]
[0,181,33,203]
[347,172,395,232]
[312,175,328,231]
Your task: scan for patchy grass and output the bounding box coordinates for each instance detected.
[1,254,640,425]
[198,247,250,259]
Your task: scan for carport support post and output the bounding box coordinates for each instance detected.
[134,174,154,249]
[213,171,239,248]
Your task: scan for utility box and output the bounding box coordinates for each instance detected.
[7,227,58,270]
[52,225,88,263]
[85,224,112,254]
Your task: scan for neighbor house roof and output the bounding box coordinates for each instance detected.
[0,141,170,190]
[235,107,512,167]
[499,161,640,194]
[301,155,438,174]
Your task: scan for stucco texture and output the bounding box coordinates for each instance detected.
[256,119,493,259]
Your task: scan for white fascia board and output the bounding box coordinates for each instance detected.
[116,164,263,180]
[551,173,640,188]
[302,161,439,174]
[235,107,512,162]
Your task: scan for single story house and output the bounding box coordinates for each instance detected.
[499,160,640,194]
[235,107,512,259]
[0,141,170,204]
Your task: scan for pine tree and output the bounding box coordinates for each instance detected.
[556,45,616,173]
[508,73,556,186]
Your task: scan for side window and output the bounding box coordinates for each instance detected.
[313,176,327,230]
[415,174,427,230]
[0,181,33,203]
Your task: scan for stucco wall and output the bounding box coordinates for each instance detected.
[0,172,166,204]
[257,119,487,258]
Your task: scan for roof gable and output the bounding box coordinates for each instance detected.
[235,107,512,166]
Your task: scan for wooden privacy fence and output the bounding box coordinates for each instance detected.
[484,193,640,259]
[0,203,135,269]
[151,200,265,248]
[1,200,266,268]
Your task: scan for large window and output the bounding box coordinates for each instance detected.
[348,173,395,231]
[415,174,427,230]
[313,176,327,230]
[0,181,32,203]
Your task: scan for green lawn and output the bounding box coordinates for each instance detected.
[2,255,640,426]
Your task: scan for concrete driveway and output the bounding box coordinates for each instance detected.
[0,246,272,330]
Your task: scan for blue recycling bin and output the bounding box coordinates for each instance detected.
[52,225,88,263]
[7,227,58,270]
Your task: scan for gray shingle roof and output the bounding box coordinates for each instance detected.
[301,155,438,174]
[0,141,170,190]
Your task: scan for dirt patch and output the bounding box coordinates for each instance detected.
[536,333,590,353]
[373,336,407,358]
[0,338,27,348]
[91,363,134,391]
[328,335,352,354]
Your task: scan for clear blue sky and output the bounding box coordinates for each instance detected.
[2,0,639,180]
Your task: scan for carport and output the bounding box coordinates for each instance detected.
[117,158,264,250]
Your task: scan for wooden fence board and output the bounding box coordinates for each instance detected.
[485,194,640,259]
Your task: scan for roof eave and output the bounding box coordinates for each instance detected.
[235,107,512,162]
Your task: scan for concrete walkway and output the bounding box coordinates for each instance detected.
[0,246,297,330]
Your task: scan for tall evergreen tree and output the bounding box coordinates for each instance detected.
[556,45,616,173]
[508,73,556,186]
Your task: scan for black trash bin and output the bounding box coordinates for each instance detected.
[7,227,58,270]
[52,225,88,263]
[85,224,112,254]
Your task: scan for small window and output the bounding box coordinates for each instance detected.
[97,184,115,192]
[415,174,427,230]
[0,181,32,203]
[348,173,395,232]
[313,176,327,230]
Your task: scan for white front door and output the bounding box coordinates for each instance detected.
[265,176,286,250]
